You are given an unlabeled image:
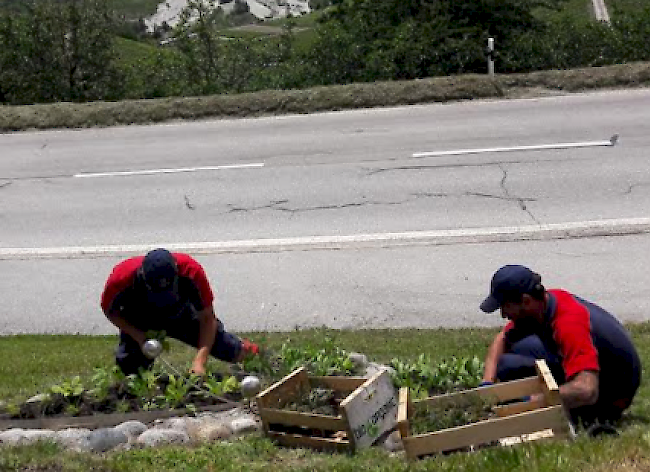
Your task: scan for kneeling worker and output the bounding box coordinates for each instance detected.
[480,265,641,427]
[101,248,259,376]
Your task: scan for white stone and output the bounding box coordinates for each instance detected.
[0,429,57,446]
[114,421,148,441]
[136,429,190,448]
[364,362,396,379]
[153,416,199,433]
[348,352,369,369]
[229,417,259,435]
[88,428,129,452]
[0,429,26,445]
[25,393,50,404]
[187,421,233,443]
[54,428,92,451]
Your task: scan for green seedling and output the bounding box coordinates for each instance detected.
[49,376,85,399]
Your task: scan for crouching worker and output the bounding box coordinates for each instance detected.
[101,248,259,376]
[480,265,641,430]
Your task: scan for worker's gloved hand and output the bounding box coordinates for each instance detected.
[478,381,494,388]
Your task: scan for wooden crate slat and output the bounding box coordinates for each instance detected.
[267,432,351,453]
[535,360,562,406]
[257,367,309,410]
[309,376,366,392]
[259,367,398,453]
[415,377,541,409]
[493,397,546,417]
[397,387,410,438]
[260,408,344,431]
[403,405,566,459]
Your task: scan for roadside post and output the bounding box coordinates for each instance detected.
[487,37,495,76]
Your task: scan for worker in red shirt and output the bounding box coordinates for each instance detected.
[101,248,259,376]
[480,265,641,430]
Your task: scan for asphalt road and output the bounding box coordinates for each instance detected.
[1,88,650,334]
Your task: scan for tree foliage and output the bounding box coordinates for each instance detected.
[0,0,123,104]
[1,0,650,104]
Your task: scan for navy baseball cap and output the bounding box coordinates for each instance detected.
[141,249,178,306]
[480,265,541,313]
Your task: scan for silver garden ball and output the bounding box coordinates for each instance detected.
[240,375,262,398]
[142,339,163,359]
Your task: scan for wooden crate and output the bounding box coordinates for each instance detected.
[256,366,398,452]
[397,360,575,459]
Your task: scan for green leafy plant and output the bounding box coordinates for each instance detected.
[389,355,484,394]
[279,337,355,376]
[48,376,85,399]
[125,370,160,400]
[202,375,240,397]
[64,403,80,417]
[115,399,131,414]
[89,365,123,400]
[160,374,193,408]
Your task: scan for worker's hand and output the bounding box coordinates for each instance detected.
[190,359,206,376]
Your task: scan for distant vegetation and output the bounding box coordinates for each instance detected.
[0,0,649,106]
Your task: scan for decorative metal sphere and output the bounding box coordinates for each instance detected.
[240,375,262,398]
[142,339,163,359]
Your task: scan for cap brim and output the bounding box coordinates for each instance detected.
[480,295,500,313]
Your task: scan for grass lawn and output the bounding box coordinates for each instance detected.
[1,324,650,470]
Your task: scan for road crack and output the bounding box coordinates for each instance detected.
[623,183,650,195]
[498,164,540,224]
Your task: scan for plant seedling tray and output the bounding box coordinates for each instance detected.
[256,366,398,453]
[397,360,575,459]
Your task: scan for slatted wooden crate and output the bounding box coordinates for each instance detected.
[256,366,398,452]
[397,360,575,459]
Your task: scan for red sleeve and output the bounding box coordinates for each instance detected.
[551,290,600,380]
[100,257,143,313]
[173,253,214,308]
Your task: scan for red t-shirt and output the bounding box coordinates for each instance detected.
[503,289,600,380]
[101,253,214,314]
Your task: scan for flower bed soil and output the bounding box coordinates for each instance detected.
[8,374,242,420]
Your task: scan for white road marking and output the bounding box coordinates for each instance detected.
[2,217,650,260]
[412,135,618,158]
[73,162,264,178]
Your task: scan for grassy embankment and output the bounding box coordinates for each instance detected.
[1,61,650,132]
[1,324,650,470]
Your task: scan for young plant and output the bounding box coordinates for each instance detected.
[115,399,131,414]
[125,370,160,401]
[203,375,240,397]
[48,376,85,400]
[160,374,192,408]
[64,403,80,417]
[88,365,123,401]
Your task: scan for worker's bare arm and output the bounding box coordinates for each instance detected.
[559,370,599,409]
[482,330,506,383]
[104,310,146,347]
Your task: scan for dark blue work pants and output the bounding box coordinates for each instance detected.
[116,318,243,376]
